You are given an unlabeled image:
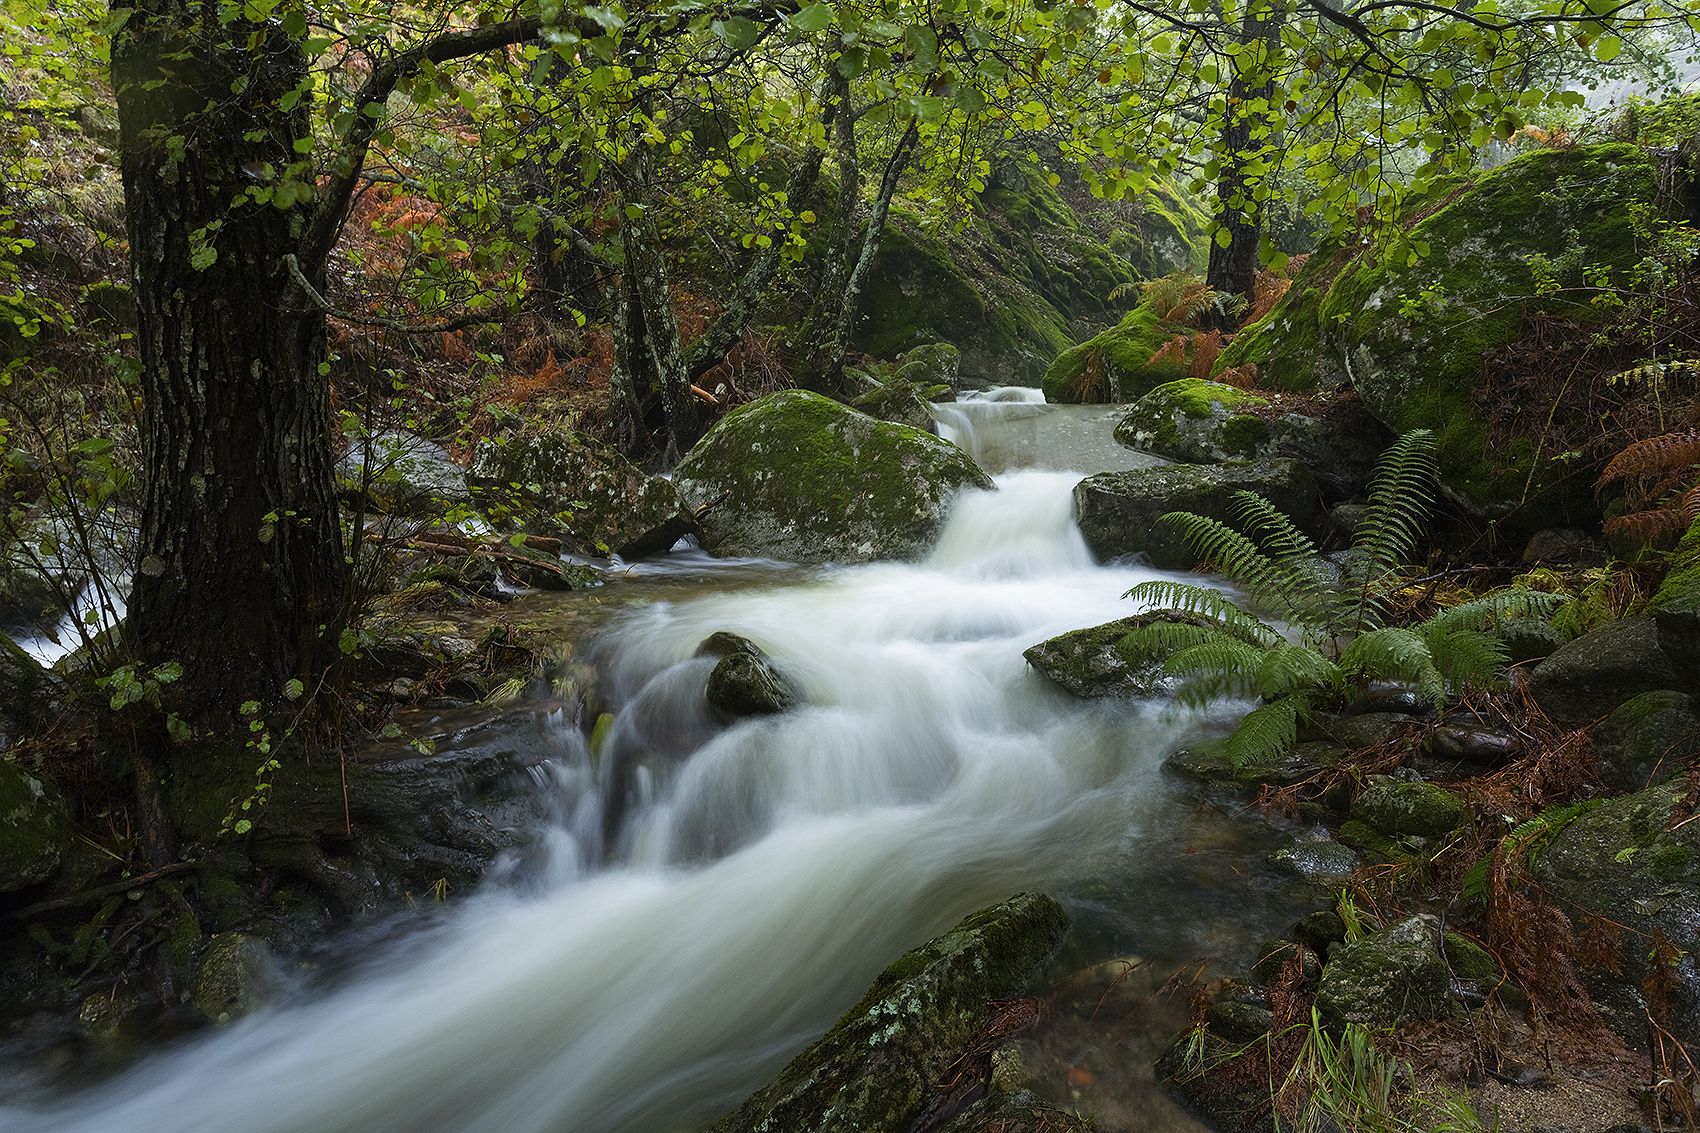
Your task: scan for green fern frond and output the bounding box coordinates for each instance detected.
[1355,429,1438,580]
[1256,643,1342,699]
[1224,696,1303,768]
[1421,626,1510,693]
[1337,626,1445,706]
[1421,588,1565,635]
[1119,620,1245,663]
[1156,510,1302,612]
[1122,580,1283,645]
[1232,490,1320,569]
[1166,639,1269,704]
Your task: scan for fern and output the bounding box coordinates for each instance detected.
[1224,696,1303,768]
[1352,429,1439,588]
[1597,428,1700,545]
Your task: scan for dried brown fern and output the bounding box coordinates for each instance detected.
[1598,429,1700,543]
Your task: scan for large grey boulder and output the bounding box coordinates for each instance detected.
[0,757,70,892]
[1592,691,1700,793]
[1073,458,1323,568]
[1527,617,1684,724]
[674,390,992,565]
[706,892,1070,1133]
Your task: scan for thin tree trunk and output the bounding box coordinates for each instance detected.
[1205,3,1283,324]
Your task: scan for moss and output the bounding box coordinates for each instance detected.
[1351,778,1467,837]
[673,389,992,564]
[0,757,70,893]
[1442,932,1500,983]
[1113,377,1273,461]
[1042,303,1189,404]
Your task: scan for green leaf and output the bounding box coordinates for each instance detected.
[712,15,761,51]
[790,3,834,32]
[283,677,305,701]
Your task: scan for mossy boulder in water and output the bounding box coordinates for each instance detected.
[698,632,799,718]
[705,892,1070,1133]
[1023,616,1165,699]
[847,343,960,432]
[1073,459,1322,568]
[674,390,993,565]
[1214,144,1664,526]
[1348,777,1466,838]
[1535,778,1700,1047]
[338,430,470,517]
[471,425,693,559]
[1114,378,1273,462]
[0,757,70,893]
[1041,303,1189,404]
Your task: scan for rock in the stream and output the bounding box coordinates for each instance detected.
[1073,459,1322,568]
[704,892,1070,1133]
[1166,738,1348,790]
[698,633,799,718]
[339,430,471,517]
[1535,778,1700,1047]
[1022,611,1212,699]
[471,425,693,559]
[192,932,283,1024]
[1314,914,1456,1028]
[674,390,993,565]
[1113,378,1275,463]
[1528,616,1684,724]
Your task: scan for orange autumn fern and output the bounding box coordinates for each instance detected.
[1597,428,1700,543]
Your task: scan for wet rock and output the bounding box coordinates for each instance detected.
[1204,998,1276,1044]
[699,633,799,718]
[1442,932,1504,1006]
[192,932,282,1024]
[675,390,993,565]
[0,757,70,892]
[1,633,60,740]
[1342,684,1433,718]
[1349,776,1466,838]
[1293,910,1349,954]
[892,342,962,391]
[1330,502,1369,542]
[1165,738,1348,790]
[1315,711,1414,751]
[1425,723,1521,769]
[1528,617,1684,724]
[1114,378,1275,463]
[1073,458,1323,568]
[1272,831,1361,885]
[1315,914,1455,1028]
[471,426,693,559]
[1253,937,1322,986]
[1494,615,1568,664]
[1265,403,1390,503]
[495,544,602,592]
[1021,612,1207,699]
[1521,526,1593,565]
[1591,690,1700,793]
[705,892,1070,1133]
[339,430,470,517]
[1650,516,1700,674]
[1535,778,1700,1047]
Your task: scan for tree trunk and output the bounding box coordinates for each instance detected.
[1205,4,1283,325]
[112,0,348,832]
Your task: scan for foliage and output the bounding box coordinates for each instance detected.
[1122,431,1563,765]
[1596,426,1700,544]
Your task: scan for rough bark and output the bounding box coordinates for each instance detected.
[1205,6,1283,325]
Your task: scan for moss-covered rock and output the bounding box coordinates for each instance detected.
[1651,515,1700,673]
[1166,738,1349,790]
[470,425,692,559]
[1020,613,1190,699]
[1216,144,1665,526]
[1315,914,1456,1028]
[0,757,70,892]
[1349,777,1466,838]
[1041,303,1189,404]
[1527,616,1685,724]
[1114,378,1273,462]
[1535,778,1700,1046]
[847,344,959,432]
[674,390,993,564]
[1073,458,1323,568]
[705,892,1070,1133]
[1592,690,1700,793]
[1,632,59,739]
[192,932,281,1024]
[699,632,799,718]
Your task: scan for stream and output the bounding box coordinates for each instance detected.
[4,391,1316,1133]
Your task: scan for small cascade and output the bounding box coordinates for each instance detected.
[930,389,1165,475]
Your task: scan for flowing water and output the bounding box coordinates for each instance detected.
[5,392,1307,1133]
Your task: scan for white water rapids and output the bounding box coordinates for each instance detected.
[6,395,1275,1133]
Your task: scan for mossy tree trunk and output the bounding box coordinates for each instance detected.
[1204,4,1283,324]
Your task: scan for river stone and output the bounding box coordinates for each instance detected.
[705,892,1069,1133]
[1349,776,1466,838]
[1166,738,1348,790]
[1315,914,1455,1029]
[1591,690,1700,793]
[675,390,993,565]
[1073,459,1323,568]
[339,430,470,517]
[1113,378,1274,463]
[699,633,799,718]
[1528,617,1683,724]
[1535,778,1700,1047]
[0,758,70,892]
[1651,515,1700,674]
[1022,611,1210,699]
[471,426,692,559]
[192,932,282,1024]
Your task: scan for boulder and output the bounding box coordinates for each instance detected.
[192,932,283,1024]
[1535,778,1700,1047]
[1528,617,1683,724]
[1213,144,1665,528]
[1,633,59,739]
[674,390,993,565]
[1166,738,1348,789]
[1041,301,1189,404]
[1314,914,1456,1028]
[705,892,1070,1133]
[892,342,962,391]
[0,757,70,892]
[698,633,799,718]
[1073,459,1323,567]
[471,426,693,559]
[1650,515,1700,673]
[339,430,470,517]
[1021,612,1207,699]
[1113,378,1275,463]
[1591,691,1700,793]
[1348,777,1466,838]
